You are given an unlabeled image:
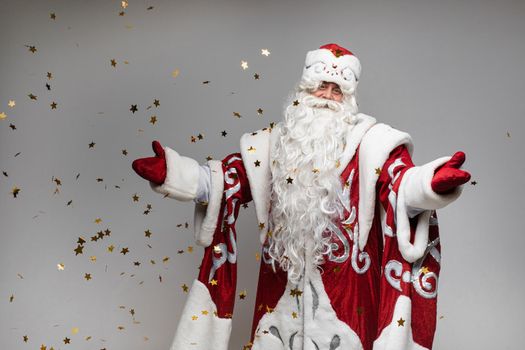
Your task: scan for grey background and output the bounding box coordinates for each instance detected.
[1,0,523,349]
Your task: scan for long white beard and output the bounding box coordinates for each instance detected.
[267,90,358,284]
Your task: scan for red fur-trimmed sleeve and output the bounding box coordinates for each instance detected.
[373,144,442,350]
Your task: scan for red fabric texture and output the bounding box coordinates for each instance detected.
[197,152,252,318]
[197,145,442,349]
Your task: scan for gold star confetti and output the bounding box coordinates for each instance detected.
[293,99,299,106]
[290,287,303,297]
[239,290,247,299]
[28,93,37,100]
[255,252,260,261]
[94,217,102,224]
[471,180,477,185]
[191,315,198,320]
[130,104,138,113]
[181,284,189,292]
[506,131,511,138]
[90,256,97,262]
[254,160,261,167]
[50,102,57,109]
[9,294,14,302]
[84,273,92,281]
[108,244,114,252]
[286,177,293,184]
[122,149,128,155]
[8,100,15,107]
[144,229,152,237]
[23,335,28,342]
[26,45,37,53]
[261,49,270,56]
[233,111,242,118]
[74,245,83,255]
[257,108,263,115]
[210,279,218,286]
[149,115,157,124]
[188,246,194,253]
[258,222,265,230]
[240,60,249,70]
[63,337,70,344]
[121,1,128,9]
[221,130,227,137]
[172,68,180,78]
[132,193,139,201]
[153,99,160,107]
[292,311,298,318]
[88,141,95,148]
[254,73,260,80]
[375,167,381,175]
[57,263,65,270]
[0,112,6,119]
[397,317,405,326]
[11,186,20,198]
[110,59,117,67]
[121,247,129,255]
[50,12,56,20]
[420,266,430,274]
[247,146,256,153]
[201,310,209,315]
[9,123,16,130]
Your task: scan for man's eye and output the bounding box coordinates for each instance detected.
[334,89,342,95]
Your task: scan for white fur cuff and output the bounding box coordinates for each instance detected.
[193,160,224,247]
[149,146,200,201]
[402,156,464,211]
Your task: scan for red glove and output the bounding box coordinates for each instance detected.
[431,151,471,194]
[132,140,167,185]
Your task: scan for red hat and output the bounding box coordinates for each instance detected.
[301,43,361,95]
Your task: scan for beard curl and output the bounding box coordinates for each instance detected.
[266,89,355,284]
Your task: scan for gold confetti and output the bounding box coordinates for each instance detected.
[71,327,79,335]
[0,112,6,120]
[292,311,298,318]
[121,1,128,9]
[210,279,218,286]
[94,217,102,224]
[261,49,270,56]
[8,100,15,107]
[110,59,117,67]
[375,167,381,175]
[57,263,65,271]
[172,69,180,78]
[11,186,20,198]
[397,317,405,326]
[84,273,92,281]
[233,111,242,118]
[247,146,256,153]
[181,284,189,292]
[149,115,157,124]
[239,290,247,299]
[240,60,248,70]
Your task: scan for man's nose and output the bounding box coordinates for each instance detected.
[321,89,334,100]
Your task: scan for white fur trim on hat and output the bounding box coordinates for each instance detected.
[301,48,361,95]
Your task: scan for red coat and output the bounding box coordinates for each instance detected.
[150,113,463,350]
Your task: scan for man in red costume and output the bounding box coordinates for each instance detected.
[132,43,471,350]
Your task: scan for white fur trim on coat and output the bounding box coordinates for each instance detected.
[169,279,232,350]
[149,146,200,201]
[373,295,429,350]
[357,123,414,253]
[394,156,463,262]
[193,160,224,247]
